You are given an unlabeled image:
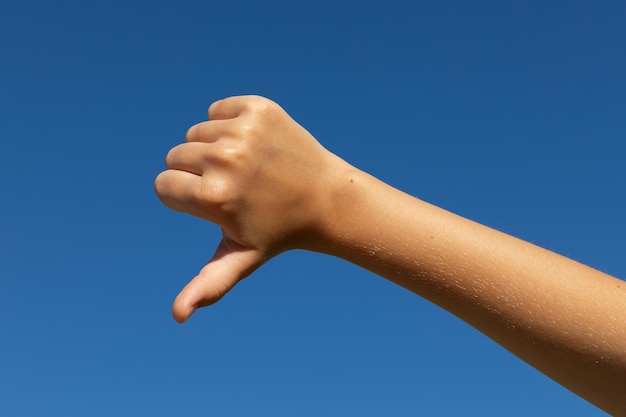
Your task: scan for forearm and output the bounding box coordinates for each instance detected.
[315,167,626,415]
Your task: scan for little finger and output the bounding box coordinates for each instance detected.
[154,169,202,214]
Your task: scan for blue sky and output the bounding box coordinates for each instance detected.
[1,1,624,415]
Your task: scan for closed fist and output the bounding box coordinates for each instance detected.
[155,96,348,322]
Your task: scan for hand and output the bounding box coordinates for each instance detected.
[155,96,347,322]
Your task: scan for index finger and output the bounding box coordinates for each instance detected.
[208,95,268,120]
[208,96,245,121]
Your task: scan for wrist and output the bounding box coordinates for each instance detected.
[303,162,382,257]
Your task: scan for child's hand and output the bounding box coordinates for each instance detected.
[155,96,348,322]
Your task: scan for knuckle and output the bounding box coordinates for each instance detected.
[164,146,179,168]
[154,171,173,207]
[218,144,247,170]
[207,100,221,117]
[249,96,279,117]
[185,124,197,142]
[208,97,232,119]
[164,143,195,169]
[153,171,167,194]
[185,122,209,143]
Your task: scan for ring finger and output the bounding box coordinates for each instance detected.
[165,142,213,175]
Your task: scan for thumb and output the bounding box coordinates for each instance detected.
[172,238,265,323]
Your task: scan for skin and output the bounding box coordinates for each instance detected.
[154,95,626,415]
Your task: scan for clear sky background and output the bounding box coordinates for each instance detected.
[1,1,624,416]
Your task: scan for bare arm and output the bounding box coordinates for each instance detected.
[154,96,626,415]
